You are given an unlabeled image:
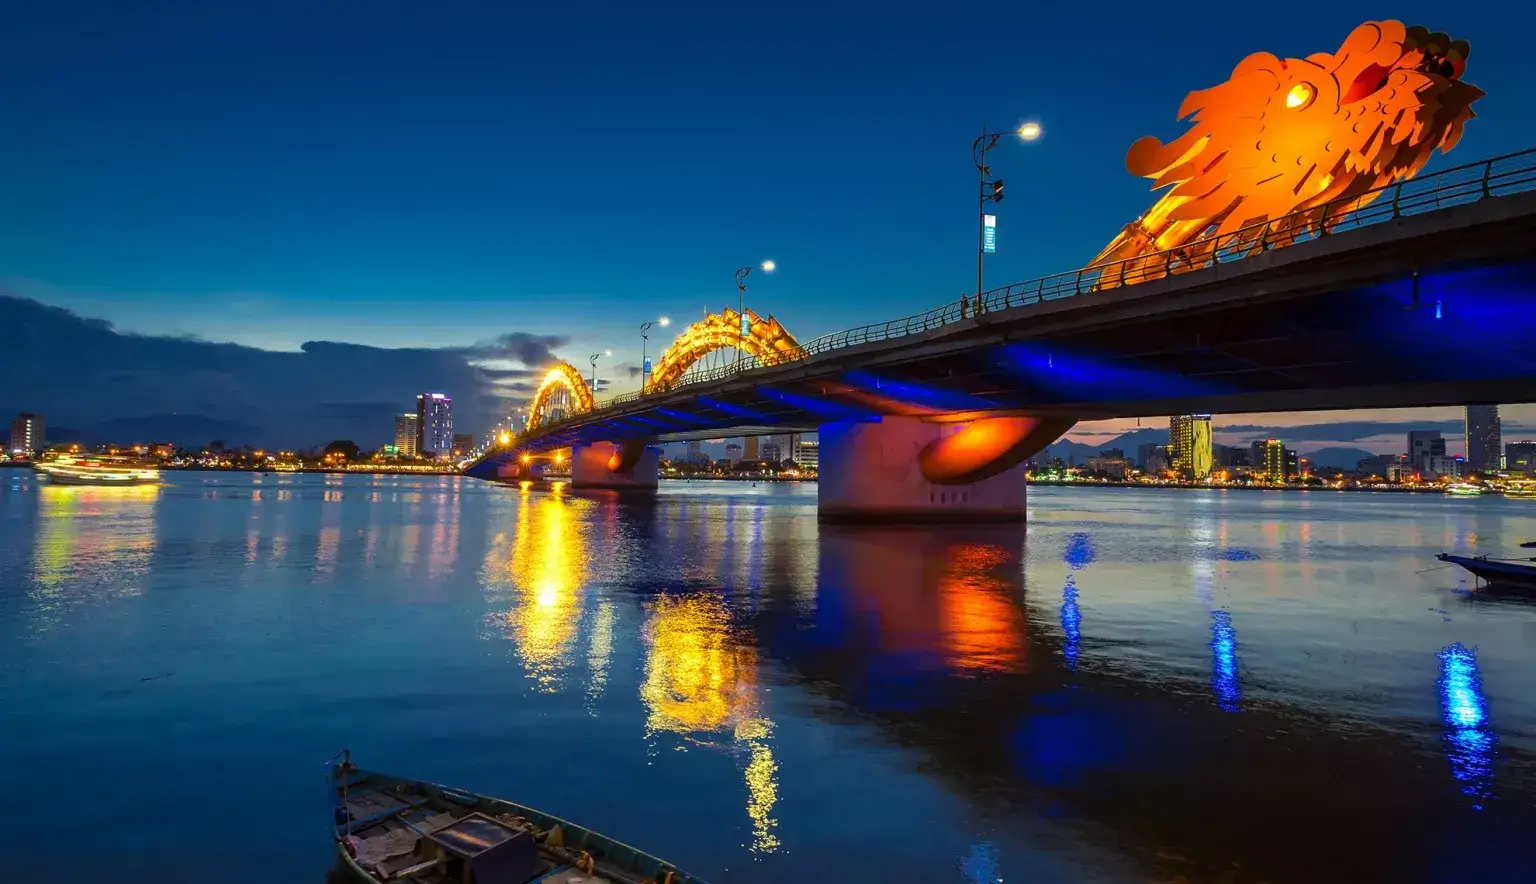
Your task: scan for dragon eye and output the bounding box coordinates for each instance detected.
[1285,82,1316,110]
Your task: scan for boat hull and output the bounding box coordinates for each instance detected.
[1437,553,1536,590]
[39,471,158,486]
[326,759,708,884]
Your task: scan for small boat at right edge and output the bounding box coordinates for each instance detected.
[1438,542,1536,591]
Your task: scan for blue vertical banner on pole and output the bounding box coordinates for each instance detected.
[643,356,652,377]
[983,214,997,254]
[741,314,751,338]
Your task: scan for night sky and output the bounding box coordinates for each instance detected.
[3,2,1534,449]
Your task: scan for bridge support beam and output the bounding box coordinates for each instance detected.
[569,441,659,490]
[817,416,1071,524]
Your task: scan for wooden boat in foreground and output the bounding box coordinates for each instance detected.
[1437,552,1536,591]
[327,751,708,884]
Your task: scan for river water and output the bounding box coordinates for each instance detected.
[2,468,1534,883]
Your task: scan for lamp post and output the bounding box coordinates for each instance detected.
[733,260,775,368]
[640,316,670,391]
[589,350,611,392]
[973,122,1041,311]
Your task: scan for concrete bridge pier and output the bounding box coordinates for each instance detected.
[495,460,543,482]
[816,415,1073,524]
[569,440,660,491]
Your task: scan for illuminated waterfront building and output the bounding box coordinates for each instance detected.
[725,443,743,465]
[1507,441,1536,475]
[1465,405,1502,473]
[1262,439,1286,483]
[451,433,474,456]
[394,413,419,457]
[415,393,453,457]
[795,438,819,470]
[1170,414,1213,479]
[9,413,44,457]
[743,436,759,460]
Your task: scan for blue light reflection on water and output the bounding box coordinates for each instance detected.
[1209,610,1240,713]
[1437,642,1497,810]
[960,840,1002,884]
[1060,576,1081,673]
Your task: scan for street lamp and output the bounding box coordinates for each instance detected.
[589,350,611,391]
[640,316,670,391]
[734,260,775,367]
[973,122,1042,311]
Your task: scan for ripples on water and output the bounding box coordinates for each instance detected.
[2,469,1535,883]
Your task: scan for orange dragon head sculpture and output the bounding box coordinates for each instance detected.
[1092,21,1483,278]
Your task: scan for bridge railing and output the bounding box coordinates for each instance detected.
[514,147,1536,440]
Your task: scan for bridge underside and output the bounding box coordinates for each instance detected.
[487,257,1536,453]
[469,195,1536,519]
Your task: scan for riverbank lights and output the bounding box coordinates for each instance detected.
[1018,121,1042,141]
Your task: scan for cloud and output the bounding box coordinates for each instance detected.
[465,332,570,366]
[1215,420,1465,443]
[0,293,567,449]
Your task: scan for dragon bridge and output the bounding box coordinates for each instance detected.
[1091,20,1482,285]
[646,308,804,393]
[525,361,596,433]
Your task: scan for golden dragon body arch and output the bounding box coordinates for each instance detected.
[525,361,596,433]
[646,308,804,393]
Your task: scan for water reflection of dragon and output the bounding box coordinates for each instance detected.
[1091,21,1483,282]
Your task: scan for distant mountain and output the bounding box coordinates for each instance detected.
[1049,427,1170,464]
[1303,446,1377,469]
[88,414,268,449]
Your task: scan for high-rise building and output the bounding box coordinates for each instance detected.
[9,413,44,457]
[725,443,743,465]
[1506,441,1536,475]
[1262,439,1286,482]
[1465,405,1502,473]
[1407,430,1446,476]
[416,393,453,457]
[1136,442,1163,471]
[1170,414,1213,479]
[796,438,819,470]
[394,414,419,457]
[761,441,783,464]
[744,436,760,460]
[451,433,474,456]
[686,439,705,465]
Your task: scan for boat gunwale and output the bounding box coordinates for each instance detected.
[329,766,709,884]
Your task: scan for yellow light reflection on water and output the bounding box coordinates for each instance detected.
[585,600,616,707]
[483,489,588,690]
[30,485,159,628]
[641,595,758,735]
[641,593,781,852]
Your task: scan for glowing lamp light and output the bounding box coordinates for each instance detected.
[520,453,532,464]
[760,260,776,272]
[498,431,512,445]
[1017,121,1043,141]
[659,316,671,327]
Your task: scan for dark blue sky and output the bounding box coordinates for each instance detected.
[3,2,1534,447]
